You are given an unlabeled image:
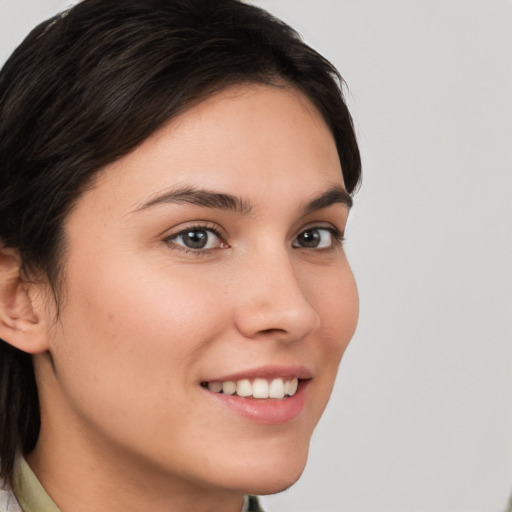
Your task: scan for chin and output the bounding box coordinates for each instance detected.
[227,442,310,496]
[244,467,306,496]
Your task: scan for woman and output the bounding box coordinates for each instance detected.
[0,1,361,511]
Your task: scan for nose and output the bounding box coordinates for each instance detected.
[232,249,321,342]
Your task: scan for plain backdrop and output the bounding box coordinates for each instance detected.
[1,1,511,511]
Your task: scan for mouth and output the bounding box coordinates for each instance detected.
[200,368,312,425]
[200,377,300,399]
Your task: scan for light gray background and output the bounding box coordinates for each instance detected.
[1,1,511,511]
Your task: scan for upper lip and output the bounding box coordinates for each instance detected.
[201,365,313,383]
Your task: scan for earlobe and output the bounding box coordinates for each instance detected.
[0,246,50,354]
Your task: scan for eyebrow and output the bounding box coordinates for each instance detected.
[134,186,253,215]
[302,185,353,214]
[134,184,352,215]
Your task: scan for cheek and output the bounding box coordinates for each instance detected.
[51,257,226,420]
[331,275,359,354]
[301,262,358,420]
[312,261,359,353]
[318,267,358,381]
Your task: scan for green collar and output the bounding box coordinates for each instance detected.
[14,458,60,512]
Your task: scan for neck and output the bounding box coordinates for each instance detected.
[26,411,245,512]
[26,442,245,512]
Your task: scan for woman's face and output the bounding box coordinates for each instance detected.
[34,84,358,497]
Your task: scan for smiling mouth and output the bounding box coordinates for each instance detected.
[201,377,300,399]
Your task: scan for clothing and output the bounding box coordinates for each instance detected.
[0,457,263,512]
[0,486,21,512]
[1,458,58,512]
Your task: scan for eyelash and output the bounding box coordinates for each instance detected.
[163,223,227,255]
[163,224,345,255]
[294,226,345,250]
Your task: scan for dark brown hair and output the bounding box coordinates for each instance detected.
[0,0,361,484]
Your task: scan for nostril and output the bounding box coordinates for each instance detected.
[259,328,287,336]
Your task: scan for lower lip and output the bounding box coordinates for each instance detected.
[203,380,309,425]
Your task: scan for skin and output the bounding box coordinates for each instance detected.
[19,84,359,512]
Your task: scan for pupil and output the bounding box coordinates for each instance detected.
[299,229,320,248]
[183,230,208,249]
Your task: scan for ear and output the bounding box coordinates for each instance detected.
[0,246,50,354]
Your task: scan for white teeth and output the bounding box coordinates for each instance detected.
[269,378,285,399]
[252,378,269,399]
[222,381,236,395]
[207,381,223,393]
[206,377,300,399]
[288,378,298,396]
[236,379,252,397]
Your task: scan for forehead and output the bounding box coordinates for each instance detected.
[81,83,344,216]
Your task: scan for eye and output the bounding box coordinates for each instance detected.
[166,227,227,251]
[292,227,340,249]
